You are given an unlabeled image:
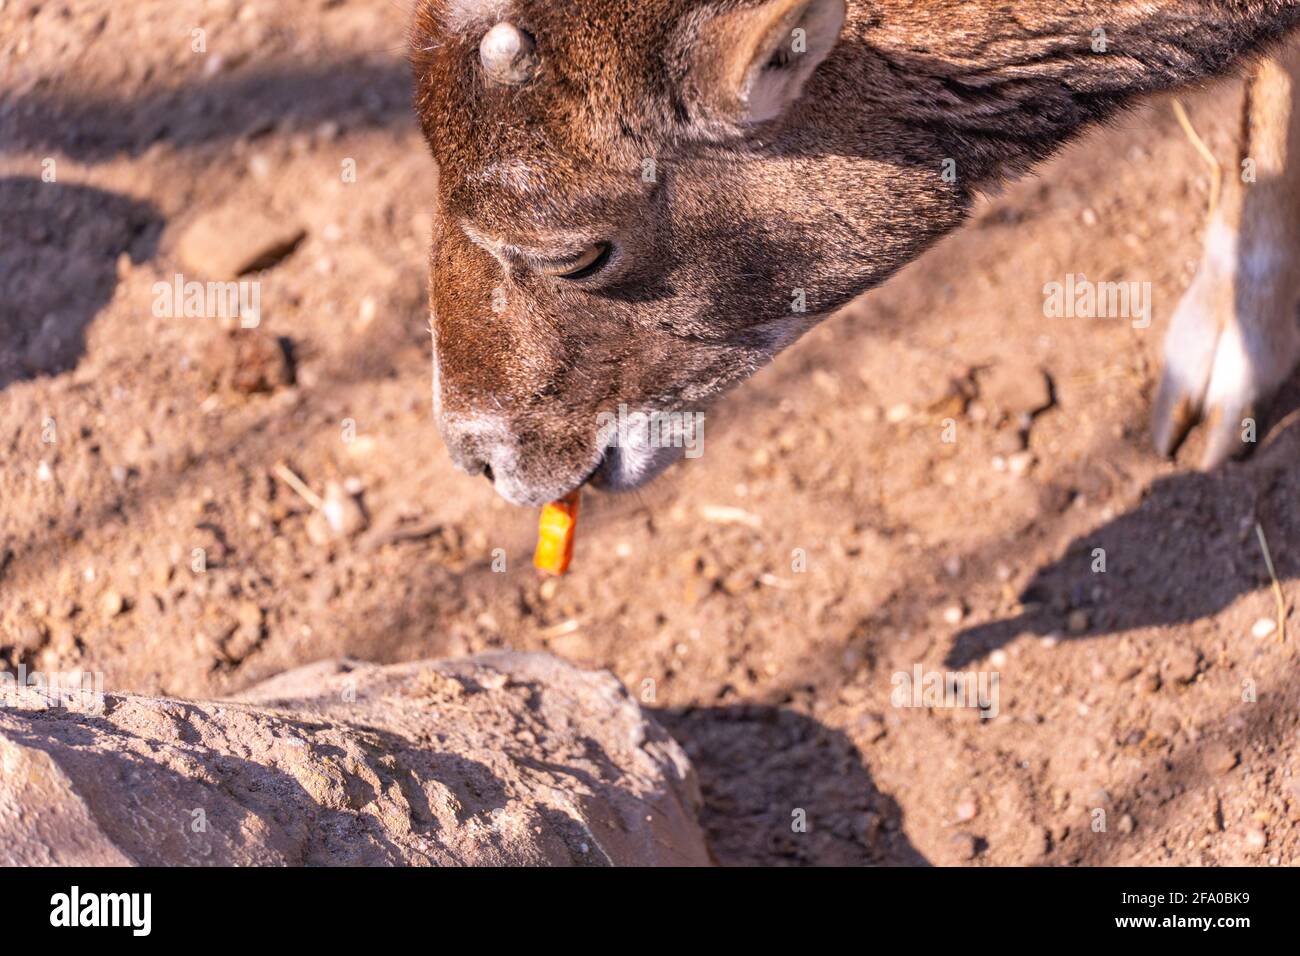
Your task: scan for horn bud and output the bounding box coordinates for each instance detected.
[479,22,537,85]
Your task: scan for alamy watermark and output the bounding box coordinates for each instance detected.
[1043,273,1151,329]
[50,886,151,936]
[0,665,106,715]
[152,273,261,328]
[596,403,705,458]
[891,664,1000,718]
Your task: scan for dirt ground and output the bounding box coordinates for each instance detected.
[3,0,1299,867]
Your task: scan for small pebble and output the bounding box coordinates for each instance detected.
[951,832,980,860]
[101,591,126,617]
[13,622,46,654]
[1165,645,1201,684]
[358,296,377,327]
[1202,741,1239,775]
[1007,451,1036,476]
[885,403,912,424]
[856,713,887,743]
[322,482,367,538]
[955,795,978,822]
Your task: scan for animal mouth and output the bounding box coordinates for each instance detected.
[585,447,619,490]
[585,441,683,494]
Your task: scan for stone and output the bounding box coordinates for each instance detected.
[955,790,979,822]
[856,713,887,743]
[10,620,46,655]
[1202,741,1239,775]
[950,831,982,860]
[204,328,294,395]
[0,652,711,866]
[101,590,126,617]
[1165,645,1201,684]
[222,601,265,664]
[977,361,1053,419]
[1251,617,1277,639]
[176,205,306,279]
[321,482,367,538]
[1007,450,1036,476]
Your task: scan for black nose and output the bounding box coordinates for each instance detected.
[481,463,495,483]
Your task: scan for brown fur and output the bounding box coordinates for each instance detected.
[411,0,1300,504]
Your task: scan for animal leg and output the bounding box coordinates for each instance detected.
[1153,44,1300,468]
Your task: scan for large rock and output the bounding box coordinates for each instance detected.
[0,653,711,866]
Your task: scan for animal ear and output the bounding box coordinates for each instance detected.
[684,0,846,129]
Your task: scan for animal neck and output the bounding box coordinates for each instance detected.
[853,0,1300,183]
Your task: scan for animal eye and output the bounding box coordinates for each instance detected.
[766,47,793,70]
[538,242,612,280]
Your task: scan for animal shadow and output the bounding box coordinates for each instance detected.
[657,703,929,866]
[947,407,1300,668]
[0,175,162,391]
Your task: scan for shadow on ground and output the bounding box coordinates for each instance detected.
[947,388,1300,668]
[0,175,162,391]
[2,57,413,160]
[657,703,929,866]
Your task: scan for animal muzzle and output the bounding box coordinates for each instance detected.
[437,410,605,507]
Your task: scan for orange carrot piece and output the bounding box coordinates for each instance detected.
[533,490,581,575]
